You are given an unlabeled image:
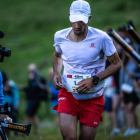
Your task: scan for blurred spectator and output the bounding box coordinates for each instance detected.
[109,25,137,136]
[105,25,140,137]
[23,63,49,134]
[117,25,132,45]
[133,65,140,101]
[110,45,123,136]
[120,55,139,136]
[117,25,140,136]
[0,71,4,105]
[105,27,123,136]
[2,71,20,135]
[106,25,140,137]
[120,48,140,136]
[104,76,115,128]
[48,68,59,128]
[133,49,140,98]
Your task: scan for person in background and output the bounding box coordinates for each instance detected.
[103,48,116,129]
[0,71,4,105]
[0,71,12,126]
[103,75,116,128]
[105,27,123,136]
[117,25,139,136]
[110,25,133,136]
[2,72,20,123]
[1,72,20,135]
[48,68,59,128]
[121,54,139,136]
[23,63,48,134]
[133,49,140,101]
[133,65,140,102]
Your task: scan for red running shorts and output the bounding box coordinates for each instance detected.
[53,88,105,127]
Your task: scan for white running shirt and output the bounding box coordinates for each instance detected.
[53,26,116,100]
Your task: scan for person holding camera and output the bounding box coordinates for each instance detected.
[0,71,12,123]
[0,72,4,105]
[0,30,13,123]
[1,72,20,124]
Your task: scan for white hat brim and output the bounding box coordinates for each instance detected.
[69,15,88,24]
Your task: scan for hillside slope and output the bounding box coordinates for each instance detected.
[0,0,140,84]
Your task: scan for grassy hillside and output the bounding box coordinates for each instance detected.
[8,112,140,140]
[0,0,140,84]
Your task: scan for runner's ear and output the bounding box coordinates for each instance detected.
[88,16,92,22]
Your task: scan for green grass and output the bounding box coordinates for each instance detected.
[7,111,140,140]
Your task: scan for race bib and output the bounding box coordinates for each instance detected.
[66,74,91,93]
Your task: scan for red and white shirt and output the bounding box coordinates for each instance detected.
[53,26,116,100]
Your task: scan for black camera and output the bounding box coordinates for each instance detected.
[0,103,11,115]
[0,45,11,62]
[0,30,11,62]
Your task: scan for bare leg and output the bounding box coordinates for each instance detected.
[32,115,39,134]
[78,123,97,140]
[123,102,139,136]
[108,112,113,128]
[134,110,138,128]
[59,113,78,140]
[112,94,121,129]
[125,103,136,129]
[24,115,32,124]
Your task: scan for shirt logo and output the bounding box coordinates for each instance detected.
[58,97,66,101]
[90,43,95,47]
[94,122,98,124]
[67,75,72,78]
[95,68,98,75]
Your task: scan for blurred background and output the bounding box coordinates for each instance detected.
[0,0,140,139]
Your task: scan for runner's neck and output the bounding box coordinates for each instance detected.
[68,26,88,43]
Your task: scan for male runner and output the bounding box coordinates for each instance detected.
[52,0,122,140]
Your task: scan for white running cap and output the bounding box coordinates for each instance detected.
[69,0,91,24]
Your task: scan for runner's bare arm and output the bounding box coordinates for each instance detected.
[52,51,63,90]
[76,52,122,93]
[96,52,122,81]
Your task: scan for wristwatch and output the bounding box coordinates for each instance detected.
[92,76,100,85]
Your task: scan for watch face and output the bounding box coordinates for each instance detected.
[93,76,99,85]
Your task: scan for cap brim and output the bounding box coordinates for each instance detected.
[69,15,88,24]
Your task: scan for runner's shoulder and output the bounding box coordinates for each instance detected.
[88,26,108,38]
[54,27,72,39]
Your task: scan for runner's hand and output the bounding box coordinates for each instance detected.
[76,78,93,94]
[2,116,12,132]
[4,116,12,123]
[53,74,63,90]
